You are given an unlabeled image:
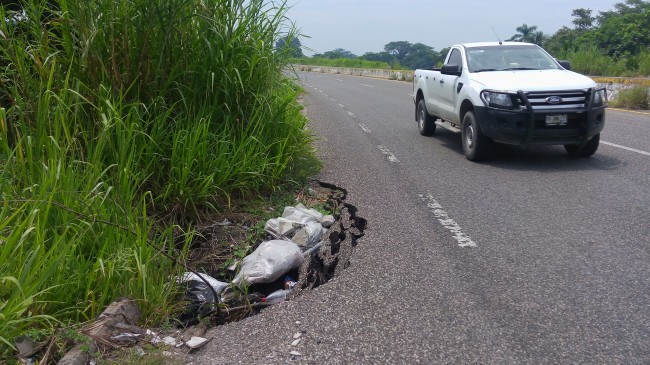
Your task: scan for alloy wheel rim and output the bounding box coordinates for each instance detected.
[466,124,475,148]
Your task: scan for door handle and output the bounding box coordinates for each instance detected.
[440,79,445,84]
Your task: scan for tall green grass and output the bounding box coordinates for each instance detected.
[292,57,394,69]
[559,47,650,77]
[0,0,314,359]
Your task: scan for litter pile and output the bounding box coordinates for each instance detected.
[47,182,366,364]
[177,182,366,326]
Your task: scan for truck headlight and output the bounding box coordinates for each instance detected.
[593,88,607,107]
[481,91,515,109]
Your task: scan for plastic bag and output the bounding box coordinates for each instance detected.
[177,272,229,303]
[233,240,304,285]
[291,221,326,248]
[282,203,323,224]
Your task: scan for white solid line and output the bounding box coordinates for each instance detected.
[602,141,650,156]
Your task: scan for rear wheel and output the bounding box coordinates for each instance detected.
[462,110,492,161]
[565,133,600,157]
[417,99,436,136]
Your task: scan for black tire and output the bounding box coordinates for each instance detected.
[565,133,600,157]
[461,110,492,161]
[417,99,436,136]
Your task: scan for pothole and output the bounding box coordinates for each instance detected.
[180,180,367,326]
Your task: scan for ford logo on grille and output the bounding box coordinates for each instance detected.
[546,96,563,104]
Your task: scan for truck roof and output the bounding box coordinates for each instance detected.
[458,41,536,48]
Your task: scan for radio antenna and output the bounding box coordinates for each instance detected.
[491,27,503,45]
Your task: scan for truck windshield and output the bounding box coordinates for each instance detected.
[466,45,561,73]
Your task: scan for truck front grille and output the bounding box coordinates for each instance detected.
[523,90,589,111]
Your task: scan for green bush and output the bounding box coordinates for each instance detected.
[638,51,650,76]
[611,86,650,110]
[292,57,393,69]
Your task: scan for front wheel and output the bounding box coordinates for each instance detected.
[564,133,600,157]
[417,99,436,136]
[462,110,492,161]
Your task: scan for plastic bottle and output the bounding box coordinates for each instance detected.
[284,276,298,290]
[263,289,292,304]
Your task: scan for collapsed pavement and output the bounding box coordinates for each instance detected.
[49,181,366,364]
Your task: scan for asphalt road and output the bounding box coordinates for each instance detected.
[193,72,650,364]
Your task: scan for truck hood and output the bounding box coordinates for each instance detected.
[470,70,596,91]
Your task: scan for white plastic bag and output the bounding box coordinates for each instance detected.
[233,240,305,285]
[282,203,323,225]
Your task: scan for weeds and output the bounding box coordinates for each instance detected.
[611,86,650,110]
[0,0,316,360]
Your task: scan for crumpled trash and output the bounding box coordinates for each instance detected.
[264,204,330,250]
[176,272,229,303]
[233,240,304,285]
[291,221,326,248]
[176,272,229,321]
[282,204,323,224]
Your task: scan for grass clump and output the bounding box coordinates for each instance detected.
[0,0,316,360]
[292,57,394,69]
[611,86,650,110]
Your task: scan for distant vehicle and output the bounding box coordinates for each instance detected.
[412,42,607,161]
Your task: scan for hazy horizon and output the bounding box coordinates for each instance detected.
[285,0,622,56]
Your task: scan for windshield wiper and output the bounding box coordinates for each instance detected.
[472,68,499,73]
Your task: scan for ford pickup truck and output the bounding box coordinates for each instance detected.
[412,42,607,161]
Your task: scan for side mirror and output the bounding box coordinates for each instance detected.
[441,64,462,76]
[558,60,571,70]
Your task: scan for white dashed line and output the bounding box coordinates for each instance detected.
[601,141,650,156]
[324,93,329,97]
[419,193,477,248]
[377,145,400,163]
[361,84,375,88]
[359,123,372,133]
[338,104,345,108]
[347,111,355,117]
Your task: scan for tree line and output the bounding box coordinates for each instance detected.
[278,0,650,75]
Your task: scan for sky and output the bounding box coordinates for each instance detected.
[284,0,622,56]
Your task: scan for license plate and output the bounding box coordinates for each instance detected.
[546,114,568,126]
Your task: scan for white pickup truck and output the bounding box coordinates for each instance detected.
[412,42,607,161]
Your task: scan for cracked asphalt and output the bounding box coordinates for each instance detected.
[188,72,650,364]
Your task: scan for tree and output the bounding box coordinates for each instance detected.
[360,51,392,63]
[384,41,413,63]
[319,48,356,59]
[587,0,650,57]
[401,43,439,69]
[571,8,595,30]
[275,35,303,58]
[507,24,539,43]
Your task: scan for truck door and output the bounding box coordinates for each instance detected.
[437,48,462,122]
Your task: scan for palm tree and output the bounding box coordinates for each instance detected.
[507,24,539,43]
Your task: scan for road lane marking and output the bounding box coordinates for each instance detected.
[419,194,477,248]
[324,93,329,97]
[361,84,375,88]
[359,123,371,133]
[377,145,400,163]
[338,104,345,108]
[347,111,355,117]
[602,141,650,156]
